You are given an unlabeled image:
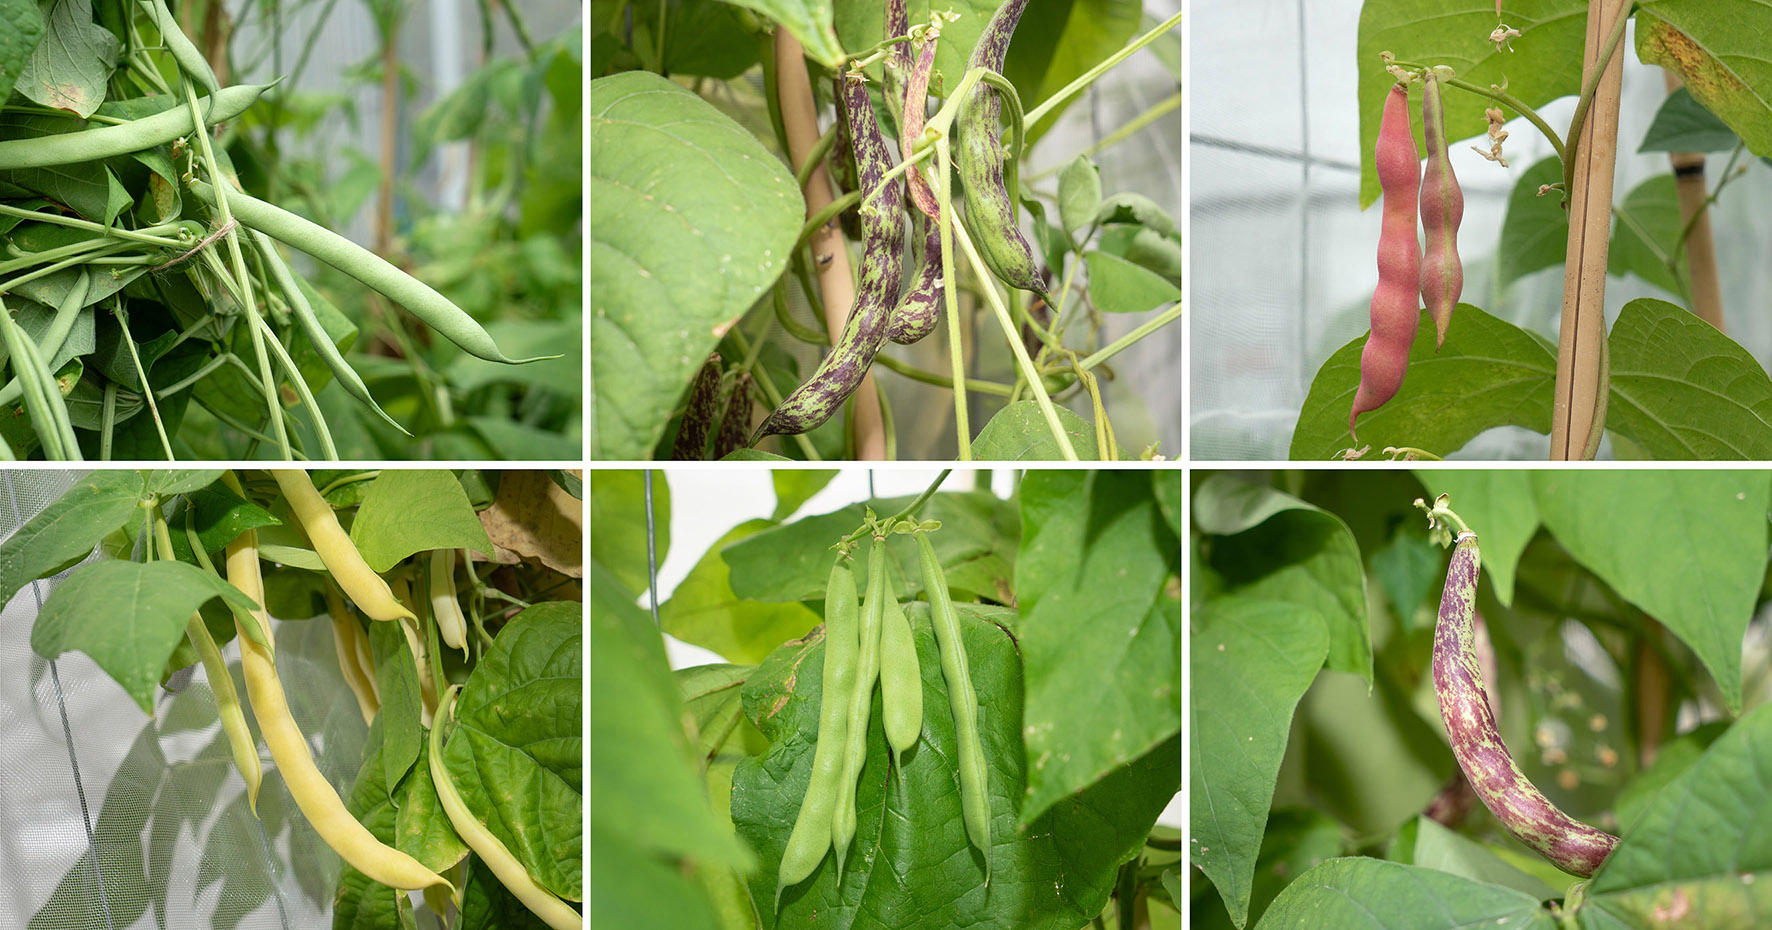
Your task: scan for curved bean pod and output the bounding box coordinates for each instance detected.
[225,527,451,892]
[428,548,469,654]
[899,21,941,220]
[187,180,552,365]
[887,213,944,344]
[833,535,887,872]
[711,371,753,460]
[1434,531,1617,876]
[1349,82,1422,441]
[270,469,415,622]
[1419,67,1465,349]
[431,686,580,929]
[751,73,905,443]
[325,586,380,724]
[914,530,990,870]
[956,0,1046,300]
[140,0,220,100]
[775,554,858,908]
[0,84,268,170]
[879,579,922,763]
[670,353,722,460]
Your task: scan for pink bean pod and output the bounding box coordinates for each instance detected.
[1419,67,1464,348]
[1349,82,1422,441]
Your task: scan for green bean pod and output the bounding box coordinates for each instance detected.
[879,578,922,763]
[956,0,1047,301]
[750,73,905,443]
[914,530,990,868]
[248,229,408,435]
[140,0,220,100]
[0,268,90,410]
[0,84,268,170]
[775,554,858,909]
[833,535,887,873]
[187,180,552,365]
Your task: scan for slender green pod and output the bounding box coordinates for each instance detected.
[711,371,753,460]
[1434,529,1617,876]
[187,180,552,365]
[1419,67,1464,349]
[249,229,408,435]
[833,535,887,872]
[1349,82,1422,441]
[0,84,268,170]
[670,353,722,460]
[956,0,1047,301]
[270,469,415,622]
[879,579,922,764]
[432,687,580,929]
[887,214,944,345]
[0,300,77,460]
[914,530,990,869]
[775,555,858,908]
[751,73,906,443]
[140,0,220,100]
[0,268,89,410]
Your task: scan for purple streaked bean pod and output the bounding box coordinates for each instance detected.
[887,213,943,344]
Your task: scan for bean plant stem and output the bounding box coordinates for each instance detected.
[728,327,820,460]
[1027,92,1181,181]
[113,308,175,459]
[872,353,1013,396]
[1077,302,1183,371]
[937,138,971,461]
[1024,11,1182,127]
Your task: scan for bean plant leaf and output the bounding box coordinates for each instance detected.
[1292,305,1556,460]
[1014,471,1180,824]
[0,469,143,609]
[722,490,1017,605]
[1252,857,1557,930]
[1085,250,1181,315]
[771,469,837,521]
[1057,155,1102,236]
[1366,524,1440,629]
[589,469,668,601]
[163,483,281,566]
[1191,599,1329,929]
[718,0,843,68]
[1531,469,1767,712]
[1192,472,1370,682]
[1608,174,1685,296]
[350,469,493,571]
[1401,815,1561,901]
[972,400,1108,460]
[1605,298,1772,459]
[659,519,822,666]
[1413,470,1538,607]
[16,0,118,118]
[1356,0,1588,208]
[0,0,45,104]
[445,602,586,900]
[30,560,265,712]
[590,71,802,460]
[1640,86,1741,153]
[1002,0,1144,142]
[1581,704,1772,928]
[1494,156,1568,289]
[733,601,1179,930]
[370,619,424,801]
[591,562,750,924]
[1634,0,1772,160]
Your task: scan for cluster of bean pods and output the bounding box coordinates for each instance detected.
[669,353,756,459]
[1349,68,1465,440]
[776,522,991,909]
[751,0,1046,445]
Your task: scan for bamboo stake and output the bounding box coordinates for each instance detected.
[1550,0,1629,460]
[1661,71,1725,332]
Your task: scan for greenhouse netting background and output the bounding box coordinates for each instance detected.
[1189,0,1772,460]
[0,471,370,927]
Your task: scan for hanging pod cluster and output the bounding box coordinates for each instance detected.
[1349,68,1464,440]
[669,352,756,459]
[775,521,992,910]
[1427,498,1617,877]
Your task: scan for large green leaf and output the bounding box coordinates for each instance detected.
[349,469,493,571]
[1357,0,1588,208]
[590,71,802,459]
[1191,599,1328,929]
[1192,473,1369,682]
[0,470,144,609]
[590,469,669,600]
[1291,305,1556,460]
[1253,858,1556,930]
[1635,0,1772,160]
[658,519,821,665]
[1639,86,1741,154]
[31,560,265,712]
[1014,471,1179,824]
[1605,298,1772,459]
[15,0,118,118]
[1413,470,1538,606]
[721,0,844,68]
[1609,174,1685,296]
[732,601,1178,930]
[1582,705,1772,929]
[1531,470,1767,711]
[0,0,45,104]
[972,400,1108,460]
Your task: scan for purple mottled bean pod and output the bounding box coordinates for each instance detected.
[901,29,941,220]
[888,214,944,344]
[1419,68,1464,348]
[1434,532,1618,877]
[669,353,721,460]
[956,0,1048,300]
[751,73,906,444]
[712,371,753,460]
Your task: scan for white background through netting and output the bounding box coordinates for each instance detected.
[1188,0,1772,460]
